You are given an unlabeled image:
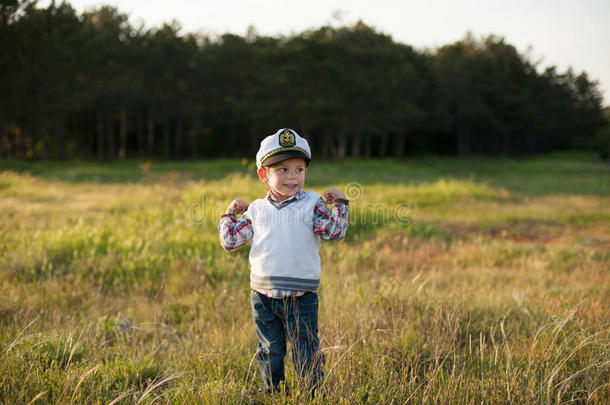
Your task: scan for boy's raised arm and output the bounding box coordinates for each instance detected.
[313,188,349,241]
[218,199,253,251]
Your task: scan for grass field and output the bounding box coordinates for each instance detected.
[0,153,609,404]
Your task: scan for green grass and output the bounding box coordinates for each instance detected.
[0,153,609,403]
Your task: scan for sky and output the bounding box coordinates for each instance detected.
[51,0,610,106]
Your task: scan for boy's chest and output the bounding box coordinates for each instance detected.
[250,202,314,233]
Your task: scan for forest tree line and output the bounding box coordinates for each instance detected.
[1,0,608,160]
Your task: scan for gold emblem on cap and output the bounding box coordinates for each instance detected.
[279,129,296,147]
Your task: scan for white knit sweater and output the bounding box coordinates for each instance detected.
[246,190,321,291]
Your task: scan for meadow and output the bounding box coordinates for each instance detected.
[0,153,608,404]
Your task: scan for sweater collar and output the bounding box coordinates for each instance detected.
[266,189,305,209]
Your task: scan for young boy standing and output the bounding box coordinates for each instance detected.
[219,128,349,394]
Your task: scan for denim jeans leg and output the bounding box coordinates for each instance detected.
[251,291,286,391]
[284,293,325,391]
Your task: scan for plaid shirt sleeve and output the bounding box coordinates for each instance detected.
[218,212,253,251]
[313,197,349,240]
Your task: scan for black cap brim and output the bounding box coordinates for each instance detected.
[261,150,310,167]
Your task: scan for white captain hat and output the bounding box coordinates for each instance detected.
[256,128,312,168]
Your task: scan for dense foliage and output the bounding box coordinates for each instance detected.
[1,0,607,160]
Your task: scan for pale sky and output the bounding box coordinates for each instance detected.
[51,0,610,105]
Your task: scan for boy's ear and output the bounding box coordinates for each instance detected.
[257,167,267,182]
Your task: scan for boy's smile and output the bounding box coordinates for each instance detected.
[260,158,307,202]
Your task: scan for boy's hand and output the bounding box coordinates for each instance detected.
[226,198,249,215]
[323,187,347,204]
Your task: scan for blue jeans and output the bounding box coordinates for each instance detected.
[250,291,324,392]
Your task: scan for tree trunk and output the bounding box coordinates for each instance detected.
[394,132,406,158]
[249,129,260,155]
[76,121,86,158]
[55,117,66,160]
[331,134,346,159]
[350,135,362,158]
[458,131,469,155]
[118,110,127,160]
[455,83,468,155]
[379,133,389,158]
[146,114,155,155]
[527,135,536,154]
[86,129,95,158]
[190,112,201,158]
[137,113,145,157]
[456,124,469,155]
[23,124,33,159]
[13,126,21,157]
[106,115,115,159]
[163,103,170,159]
[40,127,48,160]
[364,133,372,158]
[69,119,77,157]
[174,115,183,159]
[0,125,5,159]
[501,133,510,155]
[321,132,331,159]
[96,110,104,160]
[337,134,347,159]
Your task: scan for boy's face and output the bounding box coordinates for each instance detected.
[258,158,307,200]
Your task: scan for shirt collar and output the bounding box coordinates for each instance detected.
[266,189,306,203]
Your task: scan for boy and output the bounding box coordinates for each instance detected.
[219,128,349,395]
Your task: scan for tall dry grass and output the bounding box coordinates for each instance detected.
[0,155,608,403]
